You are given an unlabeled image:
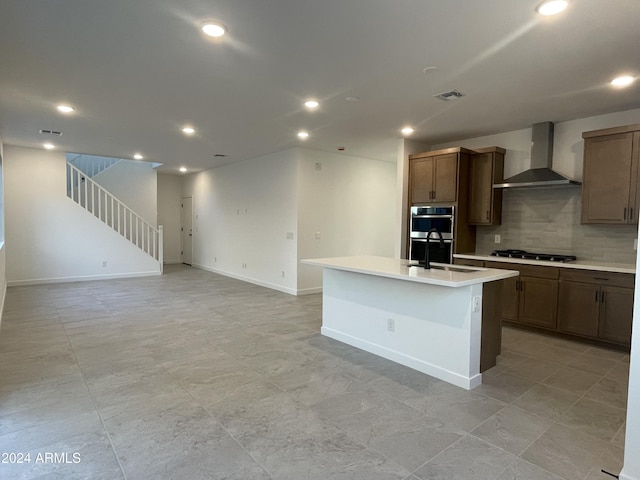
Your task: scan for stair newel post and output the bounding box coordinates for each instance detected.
[158,225,164,272]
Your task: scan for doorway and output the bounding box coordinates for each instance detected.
[181,197,193,265]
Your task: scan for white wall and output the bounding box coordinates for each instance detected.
[433,108,640,181]
[182,149,299,294]
[157,173,183,264]
[4,146,160,285]
[297,149,396,293]
[0,139,5,327]
[93,160,158,225]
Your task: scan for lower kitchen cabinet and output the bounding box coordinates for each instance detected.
[558,270,634,347]
[486,261,559,330]
[455,258,634,349]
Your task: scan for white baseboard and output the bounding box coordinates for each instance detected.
[296,286,322,295]
[619,470,639,480]
[192,263,298,296]
[321,326,481,390]
[163,260,182,265]
[7,271,161,287]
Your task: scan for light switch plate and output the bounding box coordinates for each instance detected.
[494,234,501,244]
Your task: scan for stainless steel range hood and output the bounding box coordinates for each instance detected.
[493,122,581,189]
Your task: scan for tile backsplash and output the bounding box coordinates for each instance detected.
[475,188,638,264]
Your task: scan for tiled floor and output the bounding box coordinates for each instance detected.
[0,265,629,480]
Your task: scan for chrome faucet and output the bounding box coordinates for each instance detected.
[424,228,445,269]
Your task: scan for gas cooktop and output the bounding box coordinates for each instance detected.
[490,249,577,263]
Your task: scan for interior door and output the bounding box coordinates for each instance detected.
[181,197,193,265]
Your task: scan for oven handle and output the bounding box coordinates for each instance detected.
[411,238,453,243]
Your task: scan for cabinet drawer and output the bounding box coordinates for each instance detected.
[559,270,635,288]
[454,259,484,267]
[485,261,559,279]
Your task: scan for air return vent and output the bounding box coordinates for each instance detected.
[213,154,228,158]
[433,90,465,101]
[39,129,63,136]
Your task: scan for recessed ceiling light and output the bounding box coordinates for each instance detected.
[56,104,74,114]
[43,142,55,150]
[201,21,227,38]
[345,96,359,102]
[182,126,196,135]
[401,127,415,136]
[297,131,309,139]
[304,99,319,109]
[133,153,144,160]
[179,167,187,173]
[536,0,568,16]
[611,75,635,88]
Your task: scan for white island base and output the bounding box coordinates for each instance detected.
[304,256,519,390]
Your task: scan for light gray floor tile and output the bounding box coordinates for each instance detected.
[413,435,515,480]
[474,372,536,403]
[542,366,601,395]
[513,384,580,422]
[504,357,562,382]
[471,405,552,455]
[560,397,626,441]
[521,423,609,480]
[495,458,564,480]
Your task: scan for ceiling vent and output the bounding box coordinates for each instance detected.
[213,154,228,158]
[39,129,63,136]
[433,90,465,101]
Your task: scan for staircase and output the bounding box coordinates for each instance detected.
[66,161,163,268]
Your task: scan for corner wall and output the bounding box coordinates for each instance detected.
[297,149,396,293]
[0,139,5,327]
[182,149,299,294]
[157,173,183,264]
[4,145,160,285]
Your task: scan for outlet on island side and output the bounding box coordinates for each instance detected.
[472,296,481,312]
[494,234,501,244]
[386,318,395,332]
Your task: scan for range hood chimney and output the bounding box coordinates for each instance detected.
[493,122,581,189]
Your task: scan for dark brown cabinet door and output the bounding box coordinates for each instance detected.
[557,281,600,337]
[599,285,634,346]
[468,153,492,224]
[582,132,635,224]
[410,157,434,204]
[501,276,519,322]
[519,276,558,329]
[433,154,458,203]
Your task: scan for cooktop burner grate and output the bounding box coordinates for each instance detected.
[490,249,576,262]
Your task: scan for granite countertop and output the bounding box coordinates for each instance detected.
[454,253,636,274]
[302,255,519,288]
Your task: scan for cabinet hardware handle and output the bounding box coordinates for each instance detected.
[601,291,606,304]
[486,210,489,220]
[432,190,436,200]
[631,208,634,220]
[593,277,609,281]
[595,290,599,302]
[624,207,628,220]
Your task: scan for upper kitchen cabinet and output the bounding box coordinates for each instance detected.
[582,124,640,224]
[409,147,474,205]
[468,147,505,225]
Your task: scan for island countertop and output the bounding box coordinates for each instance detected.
[302,255,519,287]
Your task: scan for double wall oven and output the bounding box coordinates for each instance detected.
[409,205,455,264]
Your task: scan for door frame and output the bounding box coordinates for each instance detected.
[181,196,193,265]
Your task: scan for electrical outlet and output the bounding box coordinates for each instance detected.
[102,261,107,268]
[386,318,395,332]
[494,234,501,244]
[472,296,481,312]
[315,162,322,171]
[634,239,638,251]
[286,232,294,240]
[282,271,285,278]
[315,231,321,240]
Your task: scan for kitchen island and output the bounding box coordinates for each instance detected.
[302,256,519,389]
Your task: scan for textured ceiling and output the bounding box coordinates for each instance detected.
[0,0,639,173]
